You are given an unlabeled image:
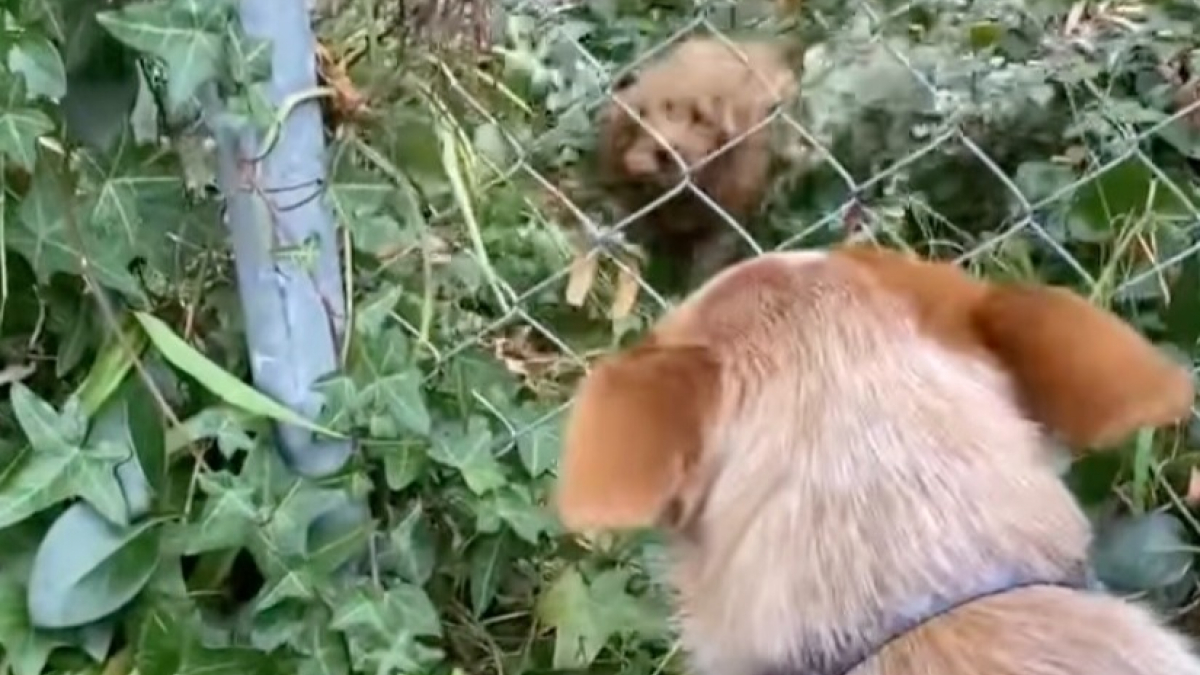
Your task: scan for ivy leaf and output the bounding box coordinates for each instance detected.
[482,484,557,544]
[0,73,54,170]
[467,533,510,617]
[512,404,562,477]
[181,471,258,555]
[386,503,436,585]
[537,566,666,669]
[428,417,506,494]
[0,385,96,529]
[27,502,161,628]
[355,329,430,437]
[380,443,428,492]
[11,162,147,300]
[74,142,192,279]
[11,383,85,453]
[0,579,65,675]
[8,33,67,101]
[330,583,443,675]
[96,0,230,110]
[1092,511,1193,600]
[136,601,280,675]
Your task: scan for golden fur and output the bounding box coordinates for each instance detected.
[598,37,799,287]
[556,244,1198,675]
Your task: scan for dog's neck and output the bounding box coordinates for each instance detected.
[667,342,1094,675]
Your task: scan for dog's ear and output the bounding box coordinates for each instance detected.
[556,343,720,532]
[972,284,1194,449]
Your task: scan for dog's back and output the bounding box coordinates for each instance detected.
[556,246,1200,675]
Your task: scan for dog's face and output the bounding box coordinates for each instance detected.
[599,38,796,190]
[556,246,1195,534]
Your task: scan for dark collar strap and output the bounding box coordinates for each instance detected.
[759,563,1096,675]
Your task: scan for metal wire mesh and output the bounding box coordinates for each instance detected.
[396,0,1200,458]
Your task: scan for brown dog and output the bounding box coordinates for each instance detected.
[556,245,1200,675]
[598,37,799,289]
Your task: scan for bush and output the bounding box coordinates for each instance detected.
[0,1,1197,675]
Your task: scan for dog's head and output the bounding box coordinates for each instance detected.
[599,38,796,190]
[556,246,1195,533]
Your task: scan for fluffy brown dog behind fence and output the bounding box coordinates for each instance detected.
[597,36,799,289]
[556,244,1200,675]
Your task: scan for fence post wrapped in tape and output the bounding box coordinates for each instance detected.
[209,0,352,477]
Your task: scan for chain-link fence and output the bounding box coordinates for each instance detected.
[396,0,1200,442]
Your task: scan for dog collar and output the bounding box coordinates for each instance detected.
[758,562,1097,675]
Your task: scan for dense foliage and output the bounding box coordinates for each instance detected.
[0,1,1198,675]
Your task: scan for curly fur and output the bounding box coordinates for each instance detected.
[598,37,800,288]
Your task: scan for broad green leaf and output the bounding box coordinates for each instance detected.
[306,497,372,575]
[514,406,562,477]
[135,311,345,439]
[165,406,258,459]
[330,583,441,639]
[0,74,53,170]
[1071,157,1188,238]
[387,503,435,585]
[428,417,506,494]
[181,471,257,555]
[538,567,605,669]
[1164,254,1200,351]
[381,443,428,492]
[0,450,78,529]
[96,1,230,110]
[136,601,280,675]
[1091,511,1193,597]
[0,580,65,675]
[11,162,147,299]
[537,566,666,669]
[9,34,67,101]
[11,383,83,453]
[28,502,161,628]
[467,533,509,617]
[73,318,147,416]
[485,485,557,544]
[296,620,351,675]
[355,329,431,437]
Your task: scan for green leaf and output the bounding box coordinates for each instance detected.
[135,311,345,439]
[381,443,428,492]
[11,383,85,453]
[538,567,605,669]
[484,485,557,544]
[429,417,506,494]
[514,406,562,477]
[9,34,67,101]
[387,503,436,585]
[1071,157,1188,238]
[537,566,666,669]
[0,580,65,675]
[181,471,257,554]
[296,620,351,675]
[0,450,79,529]
[330,583,442,639]
[355,329,431,437]
[306,497,372,575]
[11,161,147,299]
[0,74,54,170]
[1164,254,1200,351]
[165,406,257,459]
[136,601,280,675]
[96,0,230,110]
[27,501,161,628]
[467,533,509,617]
[1091,511,1193,597]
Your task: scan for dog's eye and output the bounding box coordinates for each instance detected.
[614,71,637,90]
